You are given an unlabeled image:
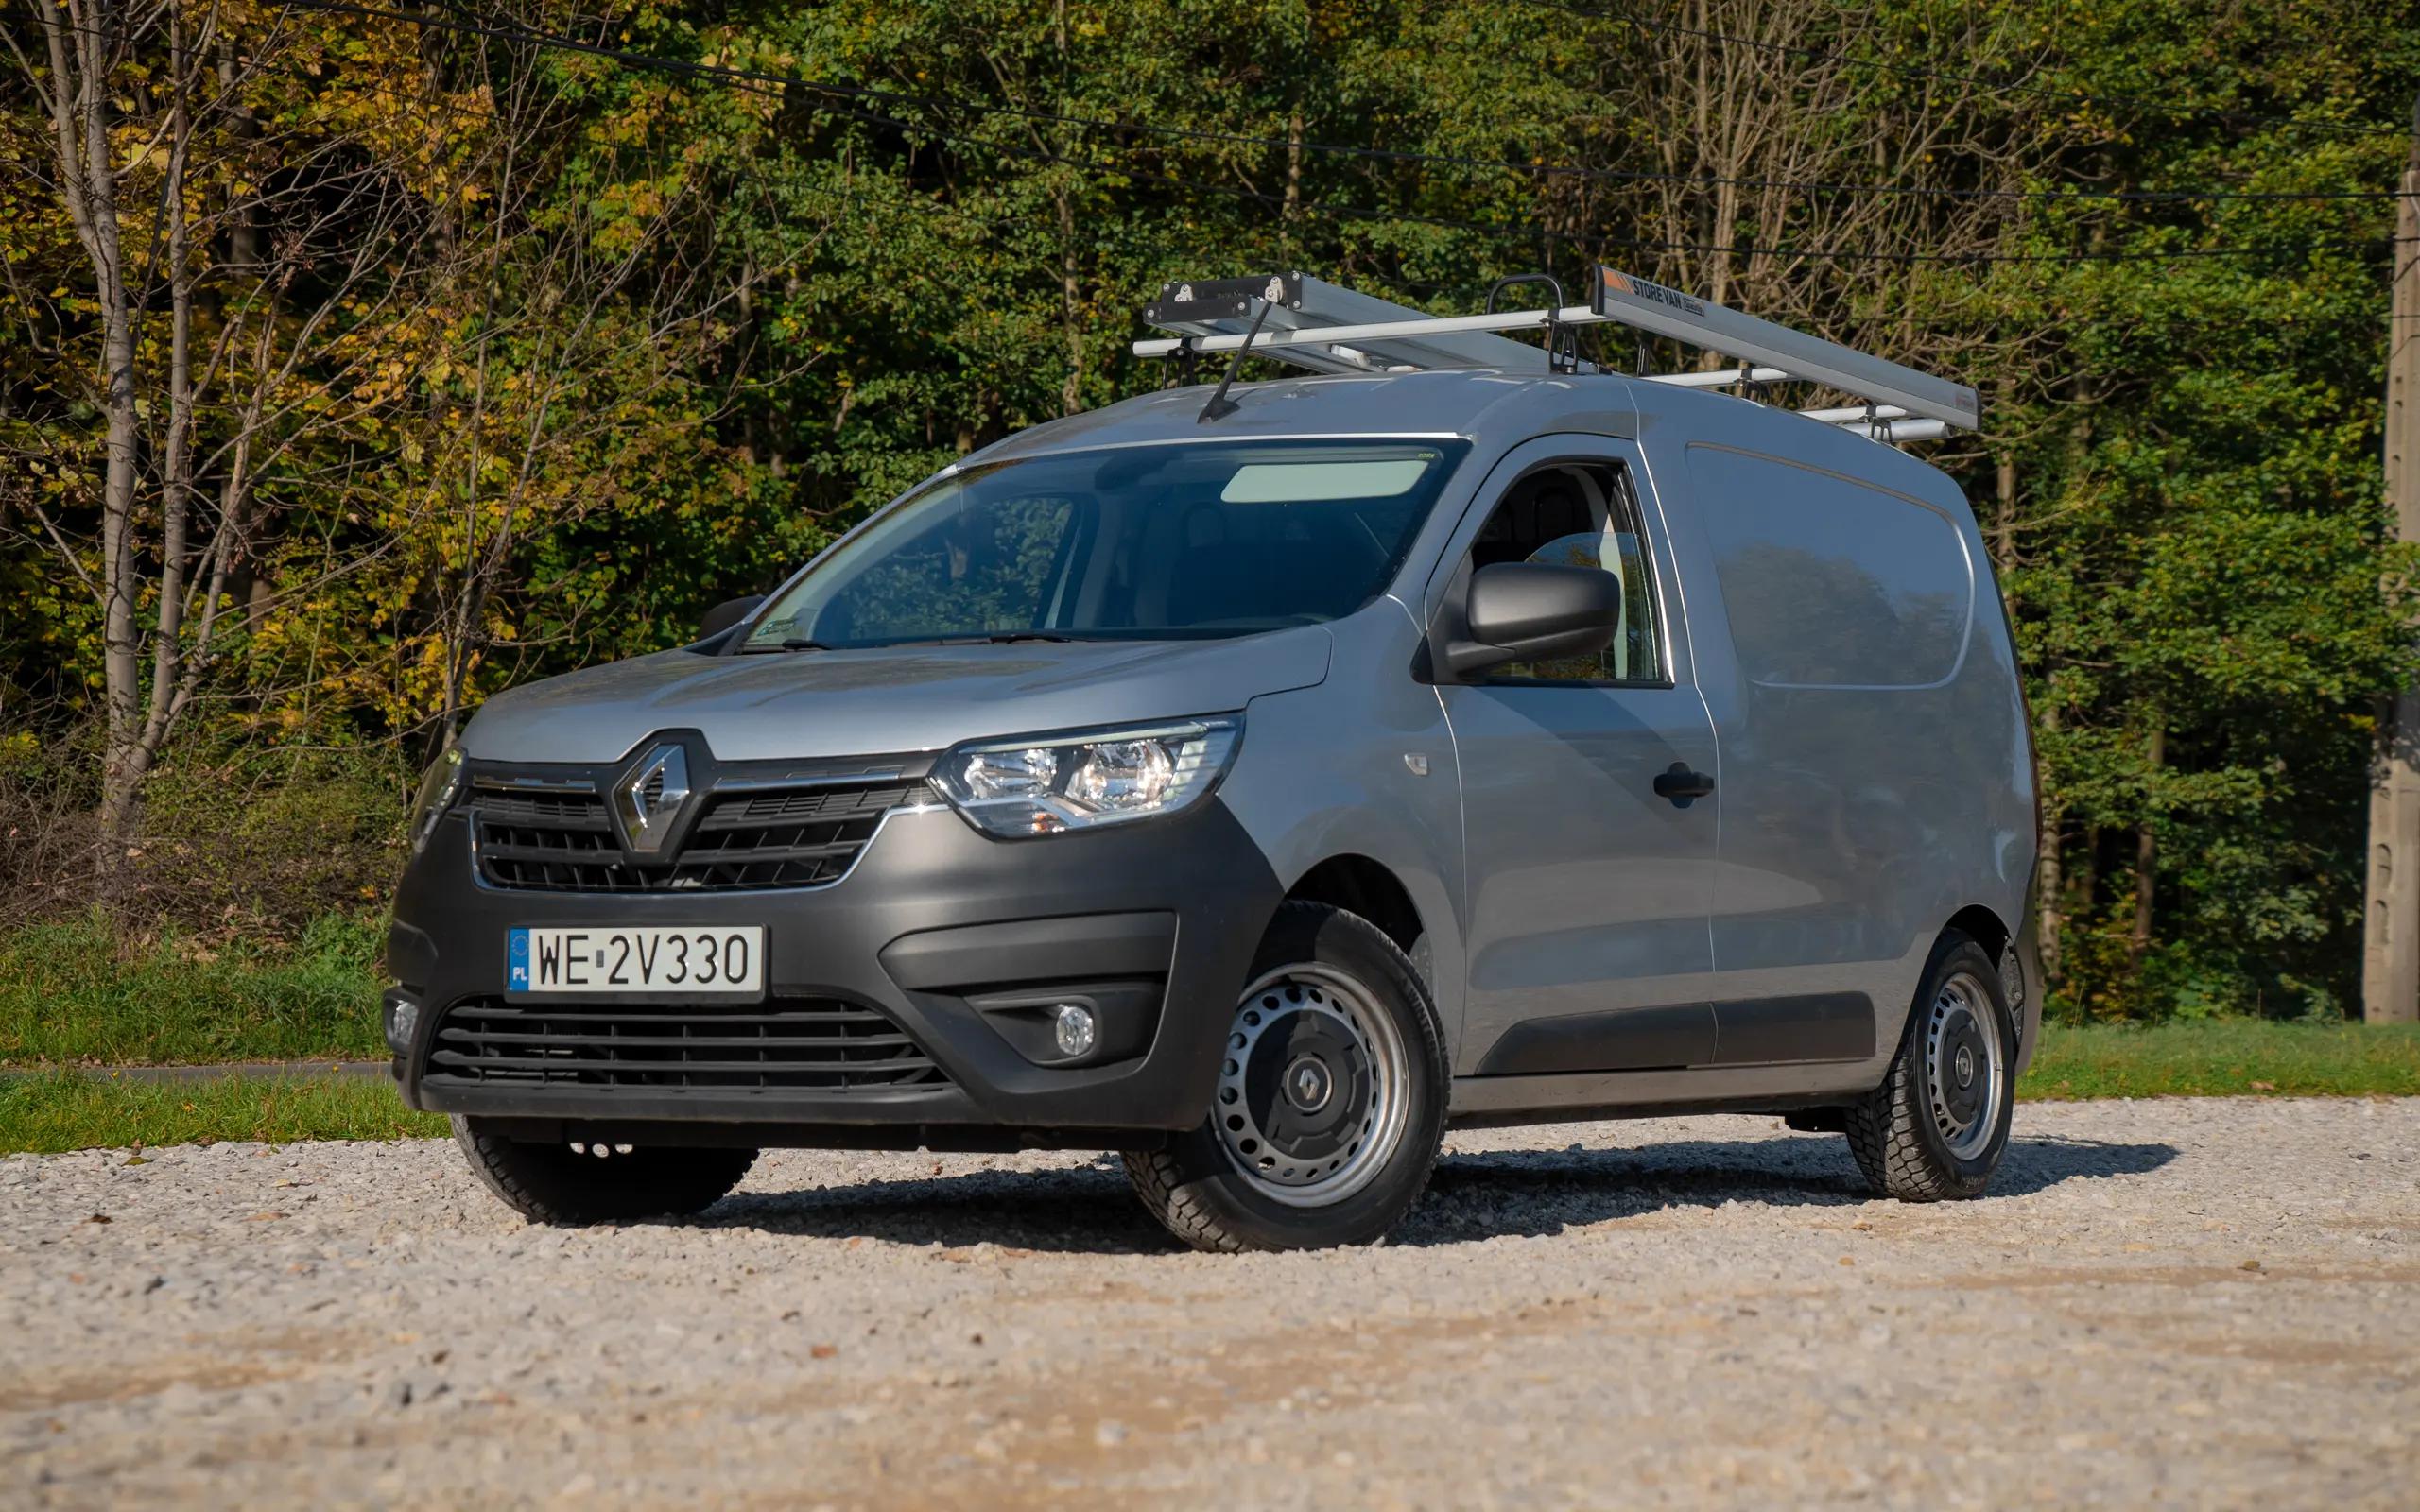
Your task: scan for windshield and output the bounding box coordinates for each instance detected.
[742,439,1467,651]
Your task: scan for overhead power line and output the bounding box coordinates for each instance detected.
[285,0,2394,268]
[295,1,2404,207]
[1509,0,2409,143]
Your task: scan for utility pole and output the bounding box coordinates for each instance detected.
[2360,92,2420,1024]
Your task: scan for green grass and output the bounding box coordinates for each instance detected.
[2018,1019,2420,1099]
[0,1072,443,1154]
[0,912,386,1067]
[5,911,2419,1153]
[9,1021,2416,1156]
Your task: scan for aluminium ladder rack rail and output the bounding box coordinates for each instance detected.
[1591,268,1978,431]
[1134,267,1979,438]
[1139,274,1576,377]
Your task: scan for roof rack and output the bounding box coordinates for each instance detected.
[1135,266,1979,439]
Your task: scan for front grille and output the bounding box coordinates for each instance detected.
[424,996,950,1092]
[470,781,923,892]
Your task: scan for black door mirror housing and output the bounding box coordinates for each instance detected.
[697,594,765,644]
[1445,563,1621,678]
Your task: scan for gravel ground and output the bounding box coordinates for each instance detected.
[4,1097,2414,1510]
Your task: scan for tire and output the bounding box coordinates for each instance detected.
[452,1116,758,1225]
[1844,932,2015,1201]
[1124,902,1448,1252]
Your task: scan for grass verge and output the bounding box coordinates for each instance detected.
[0,1073,442,1155]
[2018,1019,2420,1099]
[0,912,386,1067]
[6,990,2420,1153]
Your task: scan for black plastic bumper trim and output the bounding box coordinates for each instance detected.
[388,794,1282,1132]
[880,912,1177,990]
[1473,1002,1717,1076]
[1709,991,1875,1065]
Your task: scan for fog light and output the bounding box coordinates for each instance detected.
[383,990,420,1054]
[1052,1003,1097,1058]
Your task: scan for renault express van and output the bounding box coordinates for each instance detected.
[388,270,2039,1251]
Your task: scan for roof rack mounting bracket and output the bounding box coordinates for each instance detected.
[1486,274,1579,375]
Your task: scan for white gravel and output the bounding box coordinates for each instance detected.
[4,1097,2414,1509]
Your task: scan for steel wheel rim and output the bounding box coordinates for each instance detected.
[1925,970,2003,1161]
[1213,963,1411,1209]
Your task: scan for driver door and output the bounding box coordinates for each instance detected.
[1431,437,1722,1076]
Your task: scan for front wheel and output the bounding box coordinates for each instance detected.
[1125,902,1448,1251]
[1844,933,2015,1201]
[453,1117,758,1225]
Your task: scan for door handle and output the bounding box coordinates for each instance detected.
[1654,762,1716,806]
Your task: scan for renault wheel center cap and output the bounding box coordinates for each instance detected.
[1285,1057,1333,1112]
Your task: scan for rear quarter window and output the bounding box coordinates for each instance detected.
[1685,444,1974,689]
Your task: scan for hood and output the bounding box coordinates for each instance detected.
[458,626,1334,765]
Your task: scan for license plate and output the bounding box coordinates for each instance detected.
[507,926,765,997]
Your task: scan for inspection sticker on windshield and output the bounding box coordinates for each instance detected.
[507,926,764,996]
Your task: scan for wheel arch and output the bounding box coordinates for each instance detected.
[1285,853,1425,957]
[1940,901,2040,1074]
[1944,902,2010,963]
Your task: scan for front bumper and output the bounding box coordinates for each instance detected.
[387,797,1282,1141]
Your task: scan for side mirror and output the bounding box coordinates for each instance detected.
[1445,563,1621,678]
[697,594,765,643]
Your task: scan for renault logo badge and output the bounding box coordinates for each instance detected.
[613,743,693,855]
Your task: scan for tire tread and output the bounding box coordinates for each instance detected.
[1842,934,2008,1203]
[453,1116,757,1225]
[1123,901,1445,1252]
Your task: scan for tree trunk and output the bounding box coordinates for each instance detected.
[146,6,198,767]
[1282,103,1304,259]
[1057,187,1083,417]
[2130,725,2164,968]
[2036,701,2063,983]
[1053,0,1081,417]
[1993,455,2018,572]
[218,40,260,271]
[45,5,149,847]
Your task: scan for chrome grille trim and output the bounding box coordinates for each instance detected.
[458,747,936,894]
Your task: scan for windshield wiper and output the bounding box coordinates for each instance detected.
[921,631,1076,646]
[751,631,1075,653]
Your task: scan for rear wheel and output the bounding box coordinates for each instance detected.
[453,1117,757,1225]
[1844,933,2014,1201]
[1125,902,1447,1251]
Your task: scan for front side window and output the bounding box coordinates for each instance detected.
[743,439,1468,651]
[1461,459,1666,683]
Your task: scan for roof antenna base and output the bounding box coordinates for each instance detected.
[1197,297,1273,423]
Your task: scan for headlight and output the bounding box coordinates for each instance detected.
[407,746,464,855]
[931,718,1240,837]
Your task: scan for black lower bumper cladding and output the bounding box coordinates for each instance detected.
[388,798,1283,1139]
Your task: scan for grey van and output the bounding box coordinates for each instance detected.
[388,295,2040,1251]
